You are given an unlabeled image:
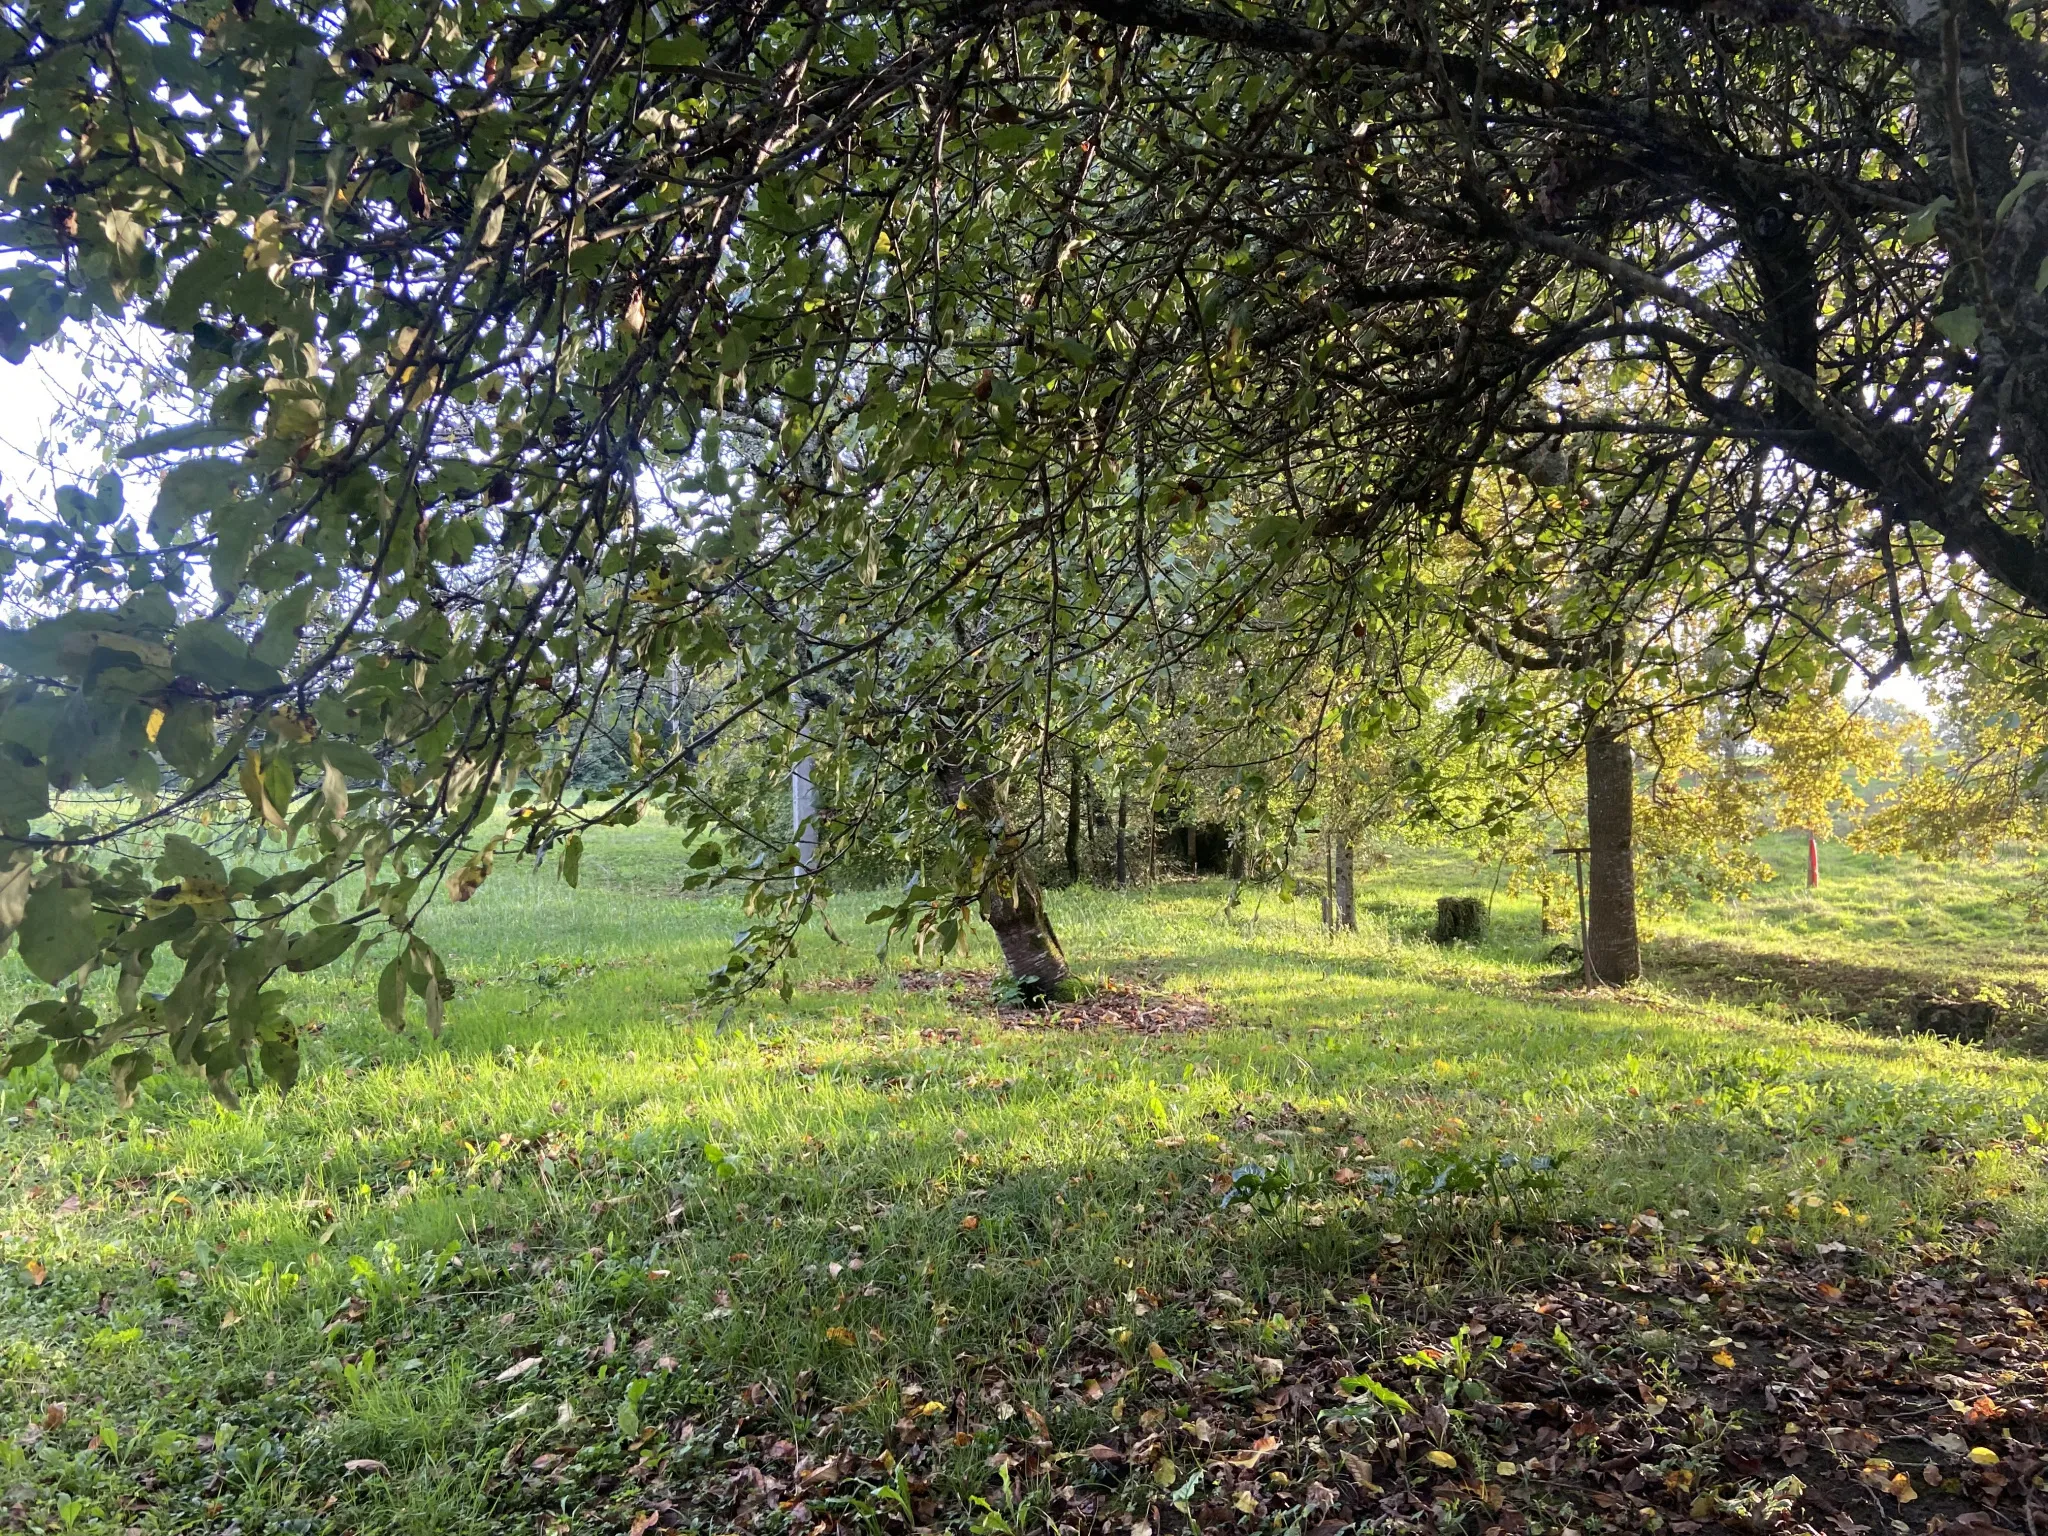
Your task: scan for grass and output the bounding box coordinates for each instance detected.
[1,824,2046,1533]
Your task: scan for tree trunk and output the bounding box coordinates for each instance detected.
[982,876,1070,1002]
[1064,755,1082,885]
[791,757,817,875]
[1807,831,1819,888]
[937,759,1074,1004]
[1334,840,1356,930]
[1186,823,1198,873]
[1584,718,1642,984]
[1114,790,1128,887]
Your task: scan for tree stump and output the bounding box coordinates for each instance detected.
[1911,997,1997,1042]
[1433,896,1487,945]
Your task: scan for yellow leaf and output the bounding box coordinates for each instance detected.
[24,1259,45,1286]
[145,708,165,743]
[1970,1447,2001,1466]
[1712,1350,1736,1369]
[825,1326,856,1346]
[1233,1490,1259,1514]
[915,1400,947,1417]
[1425,1449,1458,1470]
[1496,1462,1519,1478]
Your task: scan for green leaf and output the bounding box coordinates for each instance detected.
[1336,1372,1416,1415]
[173,621,283,694]
[561,834,583,888]
[645,32,707,65]
[55,483,116,529]
[315,742,385,781]
[417,944,445,1038]
[1932,306,1983,349]
[115,905,197,952]
[1903,196,1952,246]
[0,743,49,823]
[149,458,249,545]
[117,423,246,460]
[253,586,315,669]
[17,881,99,983]
[376,953,407,1032]
[155,698,217,777]
[258,1033,299,1093]
[206,1061,242,1111]
[1997,169,2048,223]
[156,833,228,886]
[0,854,31,938]
[286,923,358,973]
[108,1049,154,1108]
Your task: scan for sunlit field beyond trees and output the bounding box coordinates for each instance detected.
[3,826,2046,1534]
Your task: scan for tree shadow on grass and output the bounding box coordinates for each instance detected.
[1645,935,2048,1052]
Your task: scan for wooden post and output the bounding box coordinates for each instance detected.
[1807,831,1819,888]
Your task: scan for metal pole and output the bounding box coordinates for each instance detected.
[1553,845,1593,988]
[1574,849,1591,988]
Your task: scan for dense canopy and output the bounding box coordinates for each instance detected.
[0,0,2041,1086]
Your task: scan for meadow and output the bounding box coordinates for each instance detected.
[2,827,2046,1535]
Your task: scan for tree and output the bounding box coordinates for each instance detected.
[0,0,1126,1083]
[3,0,2042,1093]
[1756,688,1921,884]
[1856,623,2048,875]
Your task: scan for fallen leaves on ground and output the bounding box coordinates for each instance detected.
[814,969,1221,1034]
[543,1222,2048,1536]
[1000,978,1218,1035]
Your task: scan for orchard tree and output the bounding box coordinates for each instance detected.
[10,0,2048,1100]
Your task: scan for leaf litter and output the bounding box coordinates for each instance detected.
[488,1215,2048,1536]
[813,969,1218,1035]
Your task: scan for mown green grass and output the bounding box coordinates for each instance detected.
[1,825,2045,1532]
[1665,832,2048,982]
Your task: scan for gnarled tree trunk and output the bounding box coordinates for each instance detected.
[937,759,1074,1004]
[982,876,1070,999]
[1583,716,1641,984]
